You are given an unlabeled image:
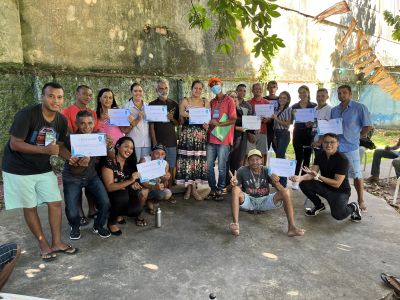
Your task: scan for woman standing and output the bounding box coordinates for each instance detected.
[175,80,209,200]
[291,85,317,188]
[124,83,151,161]
[271,91,292,187]
[101,137,146,235]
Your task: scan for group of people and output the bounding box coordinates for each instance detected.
[1,76,377,268]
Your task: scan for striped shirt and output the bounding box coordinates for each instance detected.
[273,107,292,130]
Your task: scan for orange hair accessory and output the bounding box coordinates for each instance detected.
[208,77,222,87]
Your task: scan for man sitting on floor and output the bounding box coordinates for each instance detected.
[140,144,172,214]
[290,133,362,222]
[367,137,400,183]
[229,149,305,237]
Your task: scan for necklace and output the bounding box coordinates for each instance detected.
[250,167,261,188]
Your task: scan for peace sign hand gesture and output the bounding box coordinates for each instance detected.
[229,170,238,187]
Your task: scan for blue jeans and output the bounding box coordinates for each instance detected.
[207,143,230,192]
[274,129,290,187]
[371,149,400,177]
[63,175,110,229]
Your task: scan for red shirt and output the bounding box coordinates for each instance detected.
[61,104,99,133]
[208,95,237,145]
[247,98,271,134]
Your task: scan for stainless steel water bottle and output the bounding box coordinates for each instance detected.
[155,207,161,228]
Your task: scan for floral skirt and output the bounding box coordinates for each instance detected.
[175,125,208,186]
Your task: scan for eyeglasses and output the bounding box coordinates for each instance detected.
[323,141,337,145]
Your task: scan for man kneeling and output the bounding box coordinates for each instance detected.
[230,149,305,237]
[290,133,362,222]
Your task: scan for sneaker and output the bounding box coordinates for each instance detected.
[70,226,81,240]
[93,227,111,238]
[214,190,224,201]
[292,182,300,190]
[305,204,326,216]
[350,202,362,222]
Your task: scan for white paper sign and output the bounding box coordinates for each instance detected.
[317,118,343,135]
[294,108,315,123]
[242,115,261,130]
[189,108,211,125]
[269,158,296,177]
[144,105,168,122]
[255,104,274,118]
[137,159,167,183]
[108,109,130,126]
[70,133,107,157]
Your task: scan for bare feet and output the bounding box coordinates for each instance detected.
[287,226,305,237]
[39,241,56,259]
[229,223,240,236]
[108,224,121,233]
[358,201,367,212]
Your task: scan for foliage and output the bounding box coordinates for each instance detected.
[383,10,400,41]
[188,0,285,62]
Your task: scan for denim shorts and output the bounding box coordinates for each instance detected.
[240,192,281,211]
[2,171,62,209]
[148,188,172,200]
[343,149,362,179]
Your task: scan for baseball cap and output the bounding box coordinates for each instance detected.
[248,149,262,158]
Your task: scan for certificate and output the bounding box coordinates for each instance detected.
[189,108,211,125]
[242,115,261,130]
[294,108,315,123]
[144,105,168,122]
[137,159,167,183]
[269,158,296,177]
[70,133,107,157]
[108,109,130,126]
[317,118,343,135]
[255,104,274,118]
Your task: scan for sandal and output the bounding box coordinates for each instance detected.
[40,252,57,261]
[229,223,240,236]
[53,245,78,255]
[206,191,216,201]
[167,196,177,204]
[135,217,148,227]
[147,207,156,215]
[381,273,400,287]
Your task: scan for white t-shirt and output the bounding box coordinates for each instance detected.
[124,99,151,147]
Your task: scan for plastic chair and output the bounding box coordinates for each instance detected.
[393,177,400,205]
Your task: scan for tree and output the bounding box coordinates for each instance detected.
[383,10,400,41]
[188,0,285,62]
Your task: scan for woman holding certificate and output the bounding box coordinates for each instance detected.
[96,88,129,147]
[175,80,209,201]
[291,85,317,189]
[102,137,146,235]
[271,91,292,187]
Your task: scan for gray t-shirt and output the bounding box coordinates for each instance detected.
[237,166,272,197]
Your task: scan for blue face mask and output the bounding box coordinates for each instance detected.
[211,85,222,95]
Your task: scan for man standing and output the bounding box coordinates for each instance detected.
[149,79,179,188]
[311,88,332,150]
[62,110,111,240]
[248,83,271,163]
[264,80,279,150]
[229,149,305,237]
[207,77,237,201]
[331,85,372,211]
[2,82,77,261]
[290,133,362,222]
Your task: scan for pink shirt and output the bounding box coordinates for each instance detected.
[248,98,271,134]
[98,119,124,147]
[208,95,237,145]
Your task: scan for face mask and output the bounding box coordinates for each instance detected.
[211,85,222,95]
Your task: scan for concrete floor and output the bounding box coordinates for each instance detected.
[0,183,399,300]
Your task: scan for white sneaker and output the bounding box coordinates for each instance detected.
[292,182,300,190]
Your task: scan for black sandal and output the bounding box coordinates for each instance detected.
[134,217,147,227]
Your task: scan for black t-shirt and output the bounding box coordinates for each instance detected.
[2,104,67,175]
[148,98,179,147]
[314,151,351,194]
[237,166,272,197]
[103,156,138,183]
[291,102,317,130]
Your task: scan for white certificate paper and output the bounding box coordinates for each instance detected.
[242,115,261,130]
[137,159,167,183]
[255,104,274,118]
[189,108,211,125]
[317,118,343,135]
[294,108,315,123]
[108,109,130,126]
[70,133,107,157]
[144,105,168,122]
[269,158,296,177]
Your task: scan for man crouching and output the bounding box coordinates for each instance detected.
[229,149,305,237]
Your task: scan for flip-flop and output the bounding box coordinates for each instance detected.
[53,245,78,255]
[135,217,147,227]
[40,252,57,261]
[381,273,400,288]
